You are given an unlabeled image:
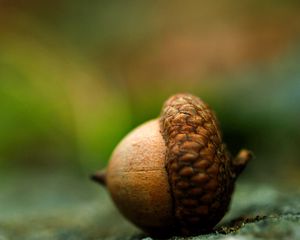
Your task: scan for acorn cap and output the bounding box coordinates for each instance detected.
[159,93,251,235]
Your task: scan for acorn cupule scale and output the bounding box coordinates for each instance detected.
[92,93,252,237]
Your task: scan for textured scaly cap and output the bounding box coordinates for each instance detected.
[160,93,248,235]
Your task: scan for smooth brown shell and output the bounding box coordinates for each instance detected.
[106,119,175,235]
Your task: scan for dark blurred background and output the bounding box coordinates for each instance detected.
[0,1,300,237]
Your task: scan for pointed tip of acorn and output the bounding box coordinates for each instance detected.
[232,149,253,177]
[90,170,107,186]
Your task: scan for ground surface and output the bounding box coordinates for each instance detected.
[0,170,299,240]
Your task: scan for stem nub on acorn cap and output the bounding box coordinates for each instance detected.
[159,93,251,235]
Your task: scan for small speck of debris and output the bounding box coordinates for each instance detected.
[216,215,267,234]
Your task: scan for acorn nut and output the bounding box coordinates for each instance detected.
[92,93,252,237]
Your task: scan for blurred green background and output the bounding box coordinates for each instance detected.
[0,1,300,239]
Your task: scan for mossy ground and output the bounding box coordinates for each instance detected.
[0,170,299,240]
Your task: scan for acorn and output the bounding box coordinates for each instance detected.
[92,93,252,237]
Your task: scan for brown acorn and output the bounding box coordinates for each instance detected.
[92,93,252,237]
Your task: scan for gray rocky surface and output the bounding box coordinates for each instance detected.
[0,171,299,239]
